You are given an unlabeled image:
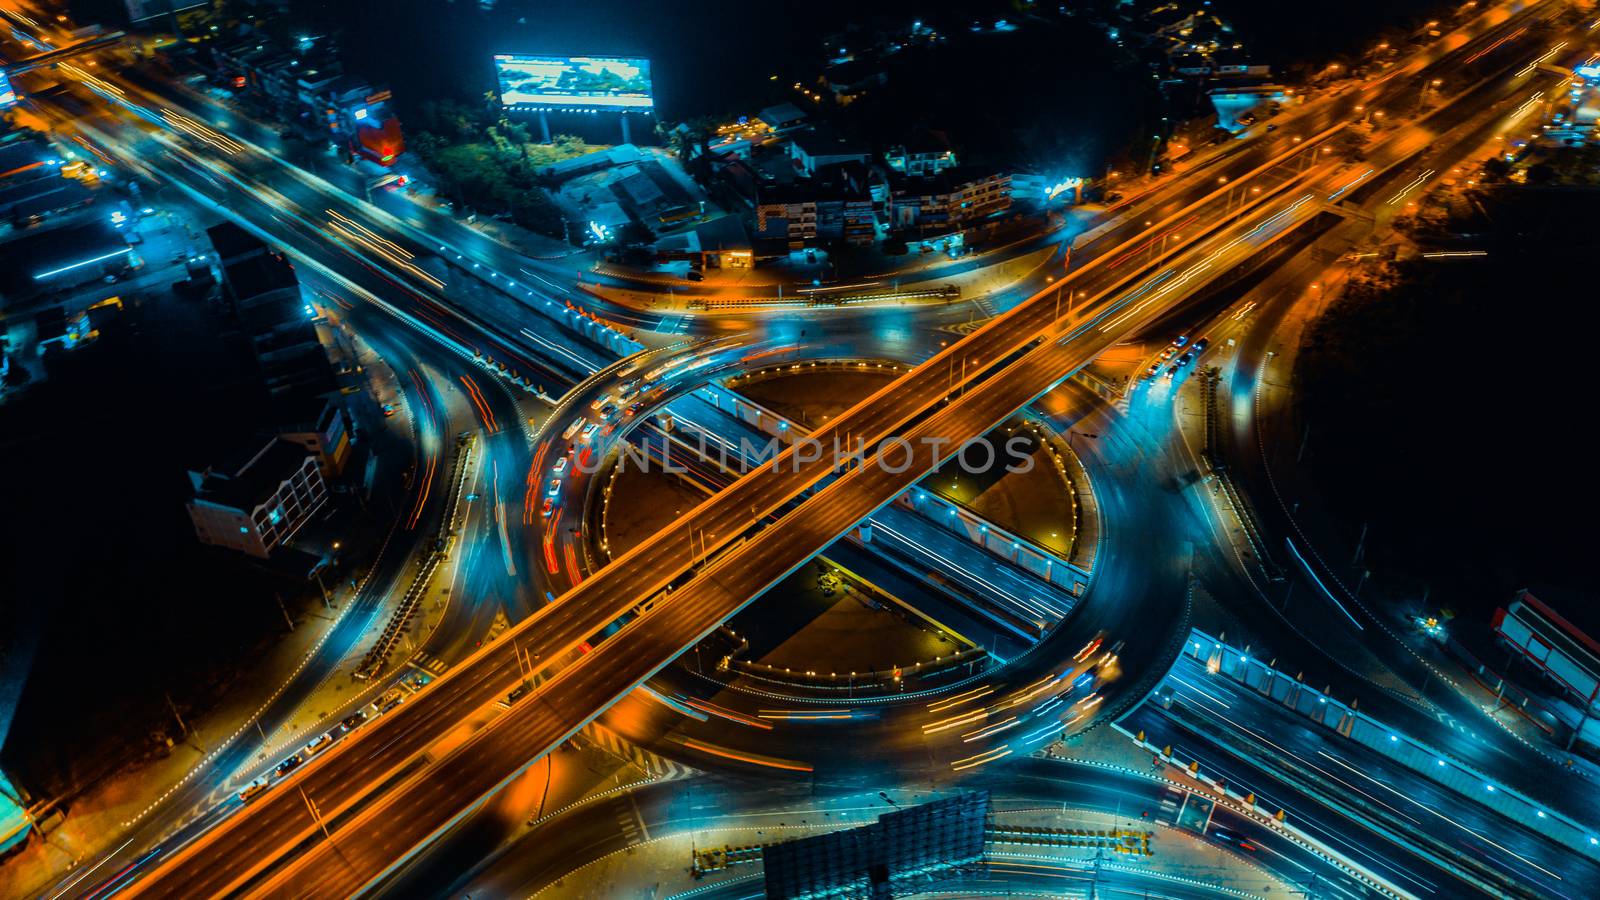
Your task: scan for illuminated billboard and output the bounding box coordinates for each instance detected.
[493,55,654,110]
[0,68,15,108]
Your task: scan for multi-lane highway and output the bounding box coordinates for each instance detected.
[2,0,1586,893]
[139,119,1444,894]
[1133,653,1600,898]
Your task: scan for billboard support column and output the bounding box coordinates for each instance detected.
[620,115,631,145]
[538,109,551,144]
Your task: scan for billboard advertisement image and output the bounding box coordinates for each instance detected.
[494,55,654,110]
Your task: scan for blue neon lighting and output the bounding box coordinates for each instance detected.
[33,248,133,280]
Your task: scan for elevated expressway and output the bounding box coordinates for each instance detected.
[133,128,1405,898]
[86,8,1575,894]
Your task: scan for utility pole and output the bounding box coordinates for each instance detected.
[164,692,190,743]
[1352,522,1368,566]
[314,569,332,609]
[275,594,295,631]
[299,786,331,840]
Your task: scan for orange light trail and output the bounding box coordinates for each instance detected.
[458,375,499,433]
[680,739,812,772]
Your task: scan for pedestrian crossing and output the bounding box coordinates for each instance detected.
[578,720,696,782]
[409,651,449,675]
[611,796,647,845]
[1073,371,1132,413]
[488,609,511,641]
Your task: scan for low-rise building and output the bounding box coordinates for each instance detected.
[321,77,404,166]
[755,102,808,132]
[187,437,329,559]
[790,125,871,177]
[0,219,133,305]
[753,183,819,248]
[888,167,1012,235]
[208,223,336,399]
[273,394,351,477]
[885,130,958,178]
[201,32,403,166]
[750,163,876,250]
[693,215,753,268]
[0,137,94,226]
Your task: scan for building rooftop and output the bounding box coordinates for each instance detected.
[694,215,751,252]
[225,249,298,303]
[0,176,93,222]
[610,160,693,217]
[757,102,807,130]
[0,218,128,299]
[190,437,313,512]
[544,143,644,180]
[207,221,268,266]
[791,125,870,160]
[0,138,54,183]
[890,165,1007,196]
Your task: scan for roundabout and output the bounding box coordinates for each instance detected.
[517,336,1187,783]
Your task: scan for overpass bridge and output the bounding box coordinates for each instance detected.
[104,5,1579,892]
[131,130,1360,897]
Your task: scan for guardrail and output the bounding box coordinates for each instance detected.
[1197,367,1278,581]
[1178,629,1600,862]
[355,433,476,680]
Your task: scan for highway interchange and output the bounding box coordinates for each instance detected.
[4,0,1599,896]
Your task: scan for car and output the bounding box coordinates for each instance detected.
[626,401,645,417]
[372,687,406,716]
[1073,637,1104,661]
[542,497,556,518]
[238,777,269,803]
[1173,335,1190,347]
[589,394,614,412]
[1161,346,1180,360]
[498,683,531,709]
[303,733,333,756]
[561,418,584,441]
[1146,362,1163,377]
[1265,124,1278,132]
[1165,365,1181,379]
[600,404,619,420]
[381,403,397,417]
[340,710,367,731]
[1191,337,1210,354]
[1176,351,1195,367]
[685,270,704,281]
[275,754,304,777]
[580,422,600,442]
[547,479,562,498]
[552,457,569,476]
